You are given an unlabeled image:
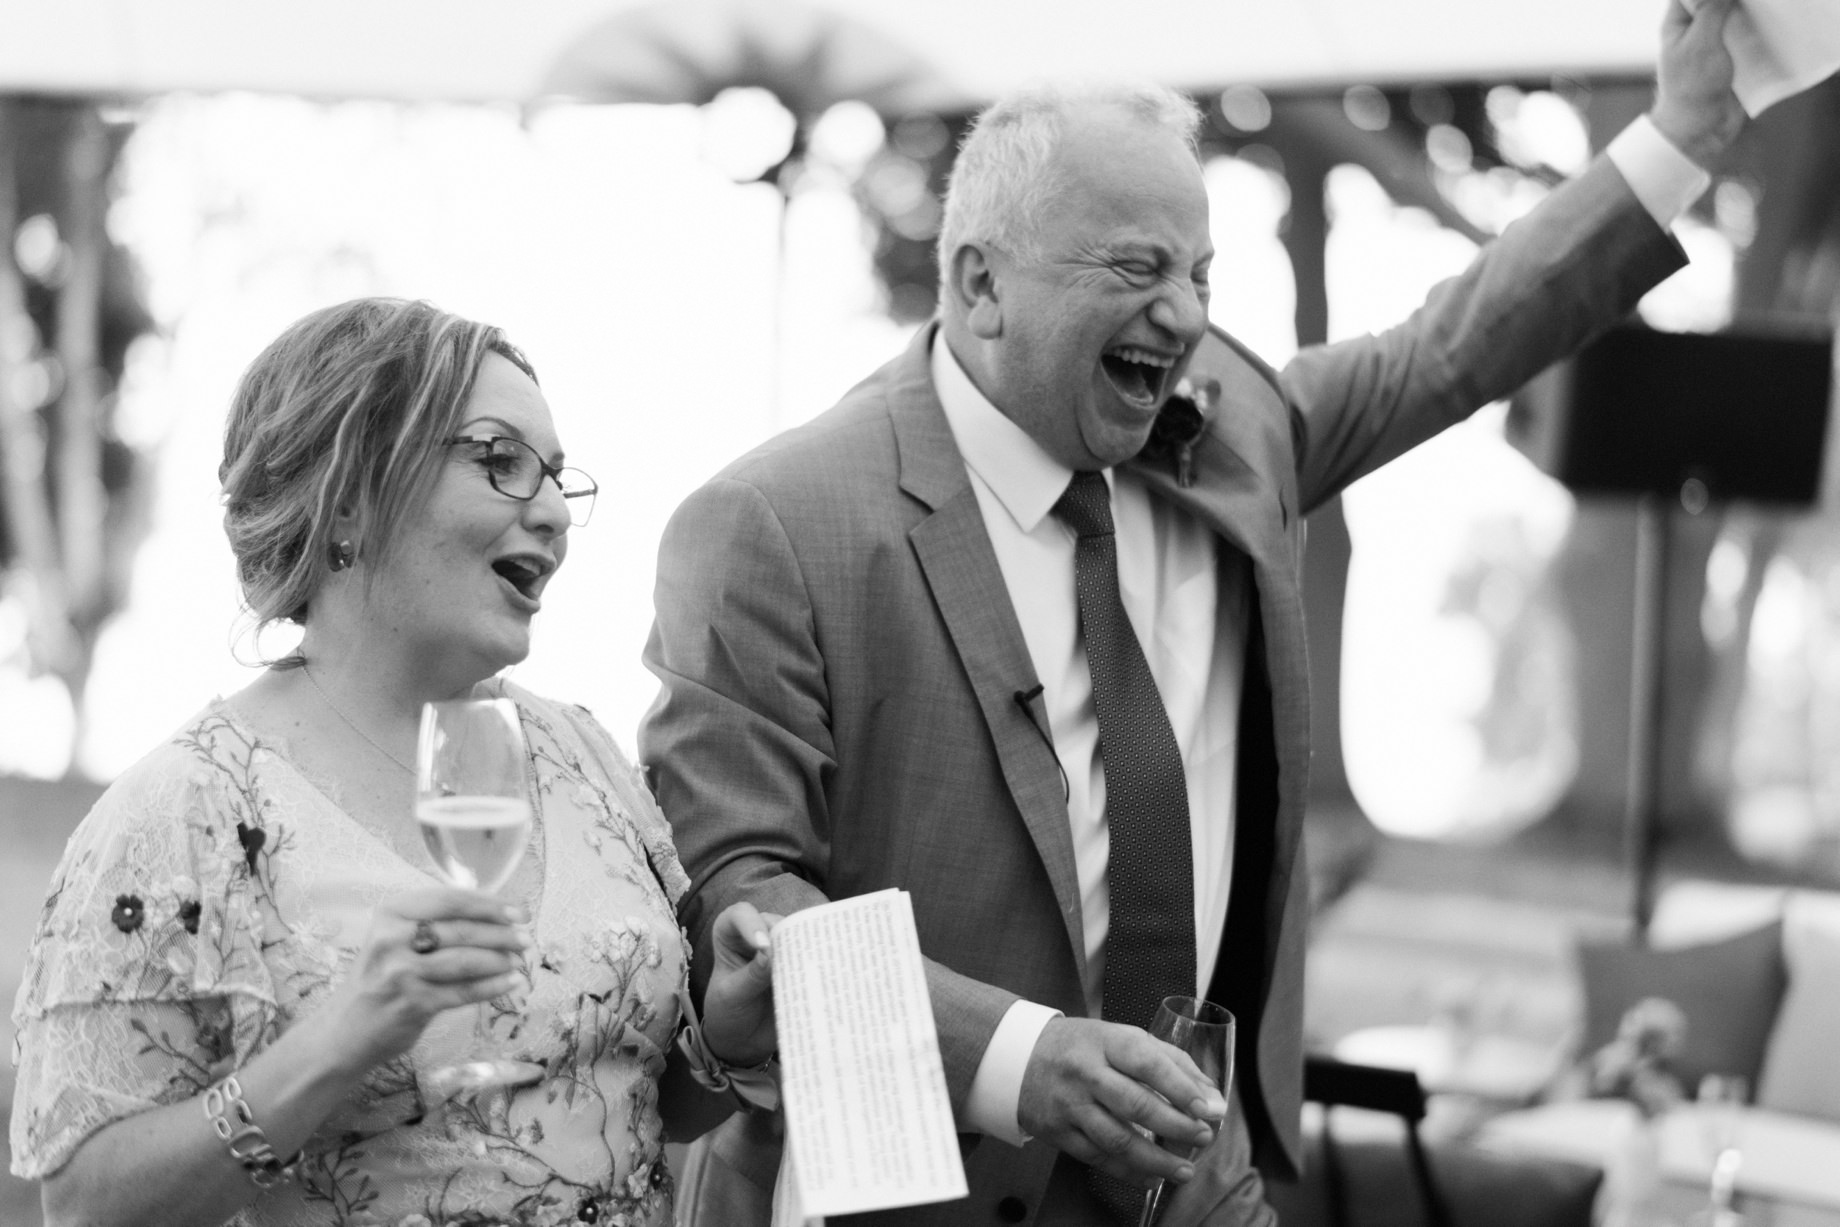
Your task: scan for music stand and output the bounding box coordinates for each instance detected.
[1511,322,1834,935]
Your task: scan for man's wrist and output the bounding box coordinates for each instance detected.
[1650,104,1730,172]
[1607,114,1713,228]
[964,1000,1061,1147]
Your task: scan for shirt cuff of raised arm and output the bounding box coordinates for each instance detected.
[1606,114,1713,229]
[963,1000,1062,1147]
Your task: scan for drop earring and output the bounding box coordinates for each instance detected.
[328,539,355,572]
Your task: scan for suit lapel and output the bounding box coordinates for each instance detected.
[1128,400,1287,569]
[890,329,1088,984]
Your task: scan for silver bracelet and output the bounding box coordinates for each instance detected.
[202,1074,298,1189]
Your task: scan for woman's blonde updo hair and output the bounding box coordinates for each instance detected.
[220,297,535,636]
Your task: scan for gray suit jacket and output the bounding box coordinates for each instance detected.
[640,151,1686,1226]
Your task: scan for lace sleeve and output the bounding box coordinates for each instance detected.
[542,695,692,908]
[9,741,279,1179]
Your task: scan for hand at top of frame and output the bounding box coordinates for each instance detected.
[1651,0,1747,168]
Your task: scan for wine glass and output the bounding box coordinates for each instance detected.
[416,697,542,1099]
[1696,1073,1748,1227]
[1139,996,1236,1227]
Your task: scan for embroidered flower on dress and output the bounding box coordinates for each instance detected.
[177,899,202,935]
[110,894,145,933]
[593,920,632,966]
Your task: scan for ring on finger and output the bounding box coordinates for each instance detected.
[409,919,441,955]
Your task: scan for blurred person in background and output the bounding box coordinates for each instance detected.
[9,298,779,1227]
[641,2,1748,1223]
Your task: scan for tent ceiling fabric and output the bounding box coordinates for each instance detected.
[2,0,1662,105]
[539,0,969,116]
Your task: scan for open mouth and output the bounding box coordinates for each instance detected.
[1100,345,1177,408]
[491,556,549,602]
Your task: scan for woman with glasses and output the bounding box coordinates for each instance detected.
[10,298,777,1227]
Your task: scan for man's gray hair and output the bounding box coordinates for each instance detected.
[937,83,1203,274]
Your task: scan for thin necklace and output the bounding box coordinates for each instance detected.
[300,661,416,776]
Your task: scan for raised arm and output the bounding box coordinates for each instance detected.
[1283,0,1741,511]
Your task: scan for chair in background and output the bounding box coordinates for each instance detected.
[1265,1055,1602,1227]
[1305,1056,1450,1227]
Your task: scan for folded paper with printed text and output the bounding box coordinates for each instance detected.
[768,889,968,1226]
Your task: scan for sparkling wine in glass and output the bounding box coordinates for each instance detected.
[1140,996,1236,1227]
[416,697,542,1098]
[417,794,531,893]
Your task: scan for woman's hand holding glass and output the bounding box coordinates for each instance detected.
[699,901,782,1067]
[314,887,529,1078]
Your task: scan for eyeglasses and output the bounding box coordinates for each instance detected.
[446,434,597,527]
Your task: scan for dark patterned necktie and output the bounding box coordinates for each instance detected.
[1053,470,1197,1223]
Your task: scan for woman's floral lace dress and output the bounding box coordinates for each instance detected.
[9,682,693,1227]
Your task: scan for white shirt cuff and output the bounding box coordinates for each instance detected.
[1606,114,1713,228]
[963,1000,1062,1147]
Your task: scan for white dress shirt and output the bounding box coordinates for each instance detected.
[946,113,1709,1147]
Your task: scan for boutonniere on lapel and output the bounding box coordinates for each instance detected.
[1137,376,1220,487]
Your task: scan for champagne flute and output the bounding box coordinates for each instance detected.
[1697,1073,1748,1227]
[416,697,542,1098]
[1139,996,1236,1227]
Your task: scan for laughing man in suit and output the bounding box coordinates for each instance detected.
[641,3,1746,1222]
